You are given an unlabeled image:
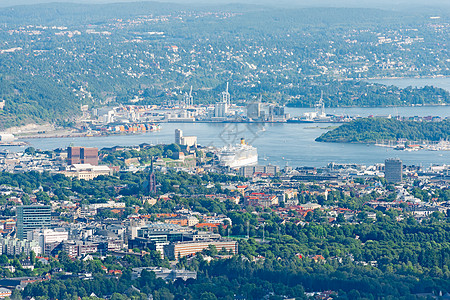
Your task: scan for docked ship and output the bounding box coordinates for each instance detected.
[217,138,258,168]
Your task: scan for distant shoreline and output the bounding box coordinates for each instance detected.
[286,103,449,108]
[7,103,450,140]
[365,75,450,80]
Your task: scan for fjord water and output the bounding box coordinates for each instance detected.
[9,105,448,168]
[5,77,450,167]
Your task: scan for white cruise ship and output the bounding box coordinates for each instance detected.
[217,138,258,168]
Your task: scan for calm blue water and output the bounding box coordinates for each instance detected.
[3,77,450,168]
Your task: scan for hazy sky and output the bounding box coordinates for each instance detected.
[0,0,448,8]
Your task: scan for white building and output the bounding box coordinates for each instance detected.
[61,164,112,180]
[88,201,126,210]
[0,133,15,143]
[0,238,41,256]
[187,216,199,227]
[27,228,69,254]
[175,129,197,147]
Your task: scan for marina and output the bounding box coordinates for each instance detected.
[375,139,450,151]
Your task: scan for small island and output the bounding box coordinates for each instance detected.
[315,117,450,144]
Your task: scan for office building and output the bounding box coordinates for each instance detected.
[67,146,81,164]
[137,223,191,242]
[385,158,403,183]
[16,205,51,240]
[61,240,98,258]
[239,165,280,177]
[27,229,68,254]
[269,105,285,116]
[247,102,261,119]
[164,239,238,260]
[80,147,99,165]
[128,238,170,258]
[67,147,99,165]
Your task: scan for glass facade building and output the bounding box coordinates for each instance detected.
[17,205,51,240]
[385,158,403,183]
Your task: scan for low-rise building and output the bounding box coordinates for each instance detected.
[61,241,98,258]
[164,239,237,260]
[132,267,197,281]
[61,164,112,180]
[239,165,280,177]
[245,192,279,207]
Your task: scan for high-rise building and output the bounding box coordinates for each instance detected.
[67,147,99,165]
[67,146,81,164]
[175,129,183,145]
[269,105,284,116]
[247,102,261,119]
[80,147,99,165]
[149,158,156,194]
[17,205,51,240]
[385,158,403,183]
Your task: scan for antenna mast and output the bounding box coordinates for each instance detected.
[189,86,193,106]
[149,157,156,194]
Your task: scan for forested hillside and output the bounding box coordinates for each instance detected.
[1,2,450,128]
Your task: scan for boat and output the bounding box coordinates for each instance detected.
[217,138,258,168]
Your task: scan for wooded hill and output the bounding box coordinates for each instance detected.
[316,117,450,143]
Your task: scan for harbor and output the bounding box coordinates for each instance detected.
[4,118,448,168]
